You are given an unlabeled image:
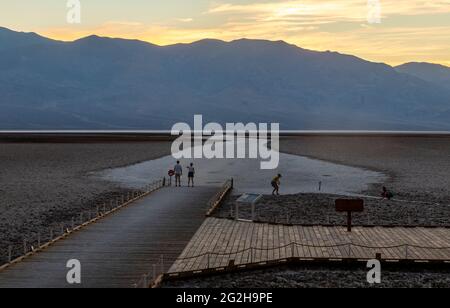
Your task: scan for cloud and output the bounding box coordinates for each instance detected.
[36,1,450,66]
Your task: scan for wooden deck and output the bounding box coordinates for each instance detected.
[169,218,450,274]
[0,186,217,288]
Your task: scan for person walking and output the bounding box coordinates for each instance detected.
[271,174,282,195]
[187,163,195,187]
[174,161,183,187]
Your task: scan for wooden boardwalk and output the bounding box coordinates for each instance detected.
[0,186,217,288]
[169,218,450,274]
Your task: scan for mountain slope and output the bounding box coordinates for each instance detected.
[396,62,450,91]
[1,27,450,130]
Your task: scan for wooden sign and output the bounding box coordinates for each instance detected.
[335,199,364,232]
[335,199,364,212]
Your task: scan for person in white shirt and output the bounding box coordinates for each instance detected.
[187,163,195,187]
[174,161,183,187]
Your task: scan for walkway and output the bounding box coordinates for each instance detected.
[169,218,450,274]
[0,186,217,288]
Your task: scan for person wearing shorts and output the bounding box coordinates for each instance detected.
[187,163,195,187]
[271,174,282,195]
[174,161,183,187]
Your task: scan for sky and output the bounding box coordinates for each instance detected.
[1,0,450,66]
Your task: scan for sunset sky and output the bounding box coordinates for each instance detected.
[1,0,450,66]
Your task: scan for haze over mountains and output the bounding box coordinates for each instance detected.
[1,26,450,130]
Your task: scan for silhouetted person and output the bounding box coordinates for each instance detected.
[187,163,195,187]
[174,161,183,187]
[271,174,282,195]
[381,186,393,200]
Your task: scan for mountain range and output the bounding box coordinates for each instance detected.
[1,26,450,130]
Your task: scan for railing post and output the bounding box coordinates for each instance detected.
[291,242,295,258]
[23,239,27,255]
[250,248,253,263]
[231,178,234,189]
[8,246,12,263]
[37,232,41,248]
[143,274,148,288]
[405,245,409,260]
[50,229,54,241]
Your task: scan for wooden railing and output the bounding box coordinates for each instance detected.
[205,179,233,217]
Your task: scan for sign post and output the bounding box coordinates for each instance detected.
[335,199,364,232]
[168,170,175,186]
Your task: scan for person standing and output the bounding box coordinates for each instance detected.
[174,161,183,187]
[271,174,282,195]
[187,163,195,187]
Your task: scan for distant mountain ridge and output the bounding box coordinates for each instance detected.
[1,26,450,130]
[396,62,450,91]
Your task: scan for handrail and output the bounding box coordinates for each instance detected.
[173,241,450,262]
[205,179,233,216]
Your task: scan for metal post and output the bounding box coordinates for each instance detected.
[8,246,12,263]
[143,274,148,288]
[23,239,27,255]
[50,229,54,241]
[291,242,295,258]
[152,264,157,280]
[37,232,41,248]
[347,243,352,257]
[347,212,352,232]
[319,181,322,191]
